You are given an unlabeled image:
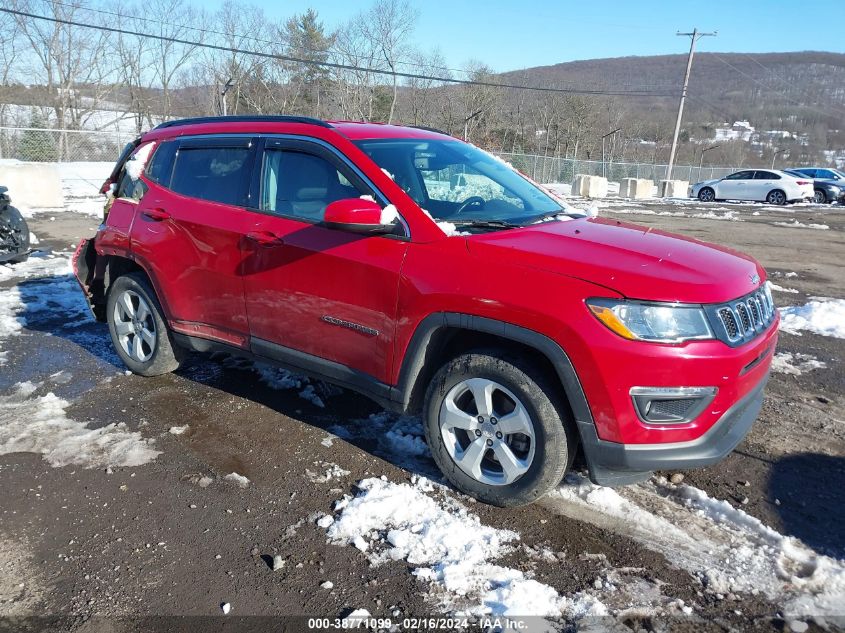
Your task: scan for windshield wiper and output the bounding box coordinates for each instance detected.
[451,219,521,230]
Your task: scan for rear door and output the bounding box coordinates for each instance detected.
[131,136,256,348]
[241,137,408,385]
[752,170,780,201]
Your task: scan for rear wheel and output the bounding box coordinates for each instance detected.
[697,187,715,202]
[423,350,575,507]
[106,273,185,376]
[766,189,787,205]
[813,189,827,204]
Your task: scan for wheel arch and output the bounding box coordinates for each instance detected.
[393,313,594,431]
[87,252,166,322]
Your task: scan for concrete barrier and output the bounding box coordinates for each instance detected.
[0,161,64,209]
[571,174,608,198]
[659,179,689,198]
[619,178,654,199]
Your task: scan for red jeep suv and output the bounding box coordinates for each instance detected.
[73,116,778,506]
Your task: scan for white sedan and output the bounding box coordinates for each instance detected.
[689,169,814,205]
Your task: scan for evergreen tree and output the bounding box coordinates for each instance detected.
[18,110,58,162]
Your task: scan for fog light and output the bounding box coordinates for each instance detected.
[630,386,717,424]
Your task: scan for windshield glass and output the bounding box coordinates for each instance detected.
[353,138,563,224]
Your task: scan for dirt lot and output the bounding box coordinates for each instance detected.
[1,198,843,632]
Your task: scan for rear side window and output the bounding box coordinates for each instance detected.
[754,171,780,180]
[170,146,251,206]
[146,141,177,187]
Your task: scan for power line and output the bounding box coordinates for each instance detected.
[1,7,679,99]
[665,29,717,182]
[45,0,474,78]
[710,53,845,118]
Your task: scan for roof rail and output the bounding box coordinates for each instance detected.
[154,115,333,130]
[409,124,451,136]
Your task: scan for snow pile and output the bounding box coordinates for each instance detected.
[773,220,830,230]
[768,282,799,294]
[224,472,250,488]
[779,299,845,338]
[0,382,160,468]
[325,476,607,619]
[253,362,341,408]
[771,352,827,376]
[547,474,845,618]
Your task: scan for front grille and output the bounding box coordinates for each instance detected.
[707,285,775,347]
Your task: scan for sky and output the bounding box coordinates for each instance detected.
[232,0,845,73]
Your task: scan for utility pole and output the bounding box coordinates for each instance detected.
[220,78,234,116]
[697,144,720,182]
[463,109,482,142]
[601,128,621,178]
[771,148,787,169]
[665,29,716,185]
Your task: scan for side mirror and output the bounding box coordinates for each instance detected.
[323,198,396,235]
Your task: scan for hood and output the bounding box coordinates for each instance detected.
[694,178,721,188]
[467,217,765,304]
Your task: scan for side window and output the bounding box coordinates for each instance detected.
[170,146,251,206]
[754,171,779,180]
[818,169,835,179]
[725,171,753,180]
[260,149,365,221]
[145,141,177,187]
[116,143,154,201]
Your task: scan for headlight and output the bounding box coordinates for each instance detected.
[586,298,714,343]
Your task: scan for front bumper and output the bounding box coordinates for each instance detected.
[578,370,769,486]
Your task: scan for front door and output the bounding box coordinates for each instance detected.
[241,138,408,385]
[717,170,755,200]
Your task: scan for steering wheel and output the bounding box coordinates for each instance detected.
[452,196,485,216]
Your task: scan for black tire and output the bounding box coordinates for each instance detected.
[697,187,715,202]
[813,189,828,204]
[766,189,787,205]
[423,350,576,507]
[1,205,30,263]
[106,273,185,376]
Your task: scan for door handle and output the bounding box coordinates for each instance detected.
[142,207,170,221]
[245,230,283,246]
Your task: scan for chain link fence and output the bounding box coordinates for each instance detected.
[0,126,741,189]
[498,152,738,185]
[0,126,131,163]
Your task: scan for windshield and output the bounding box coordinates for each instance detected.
[353,138,563,224]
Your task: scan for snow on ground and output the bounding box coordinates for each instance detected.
[771,352,827,376]
[544,475,845,619]
[768,282,799,294]
[779,298,845,338]
[0,253,159,469]
[324,476,608,620]
[773,220,830,230]
[0,381,160,468]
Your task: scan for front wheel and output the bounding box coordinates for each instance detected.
[813,189,827,204]
[766,189,787,205]
[106,273,185,376]
[423,350,575,507]
[697,187,715,202]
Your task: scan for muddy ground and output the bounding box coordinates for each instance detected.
[1,199,843,632]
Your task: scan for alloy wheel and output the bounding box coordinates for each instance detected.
[439,377,536,486]
[112,289,157,363]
